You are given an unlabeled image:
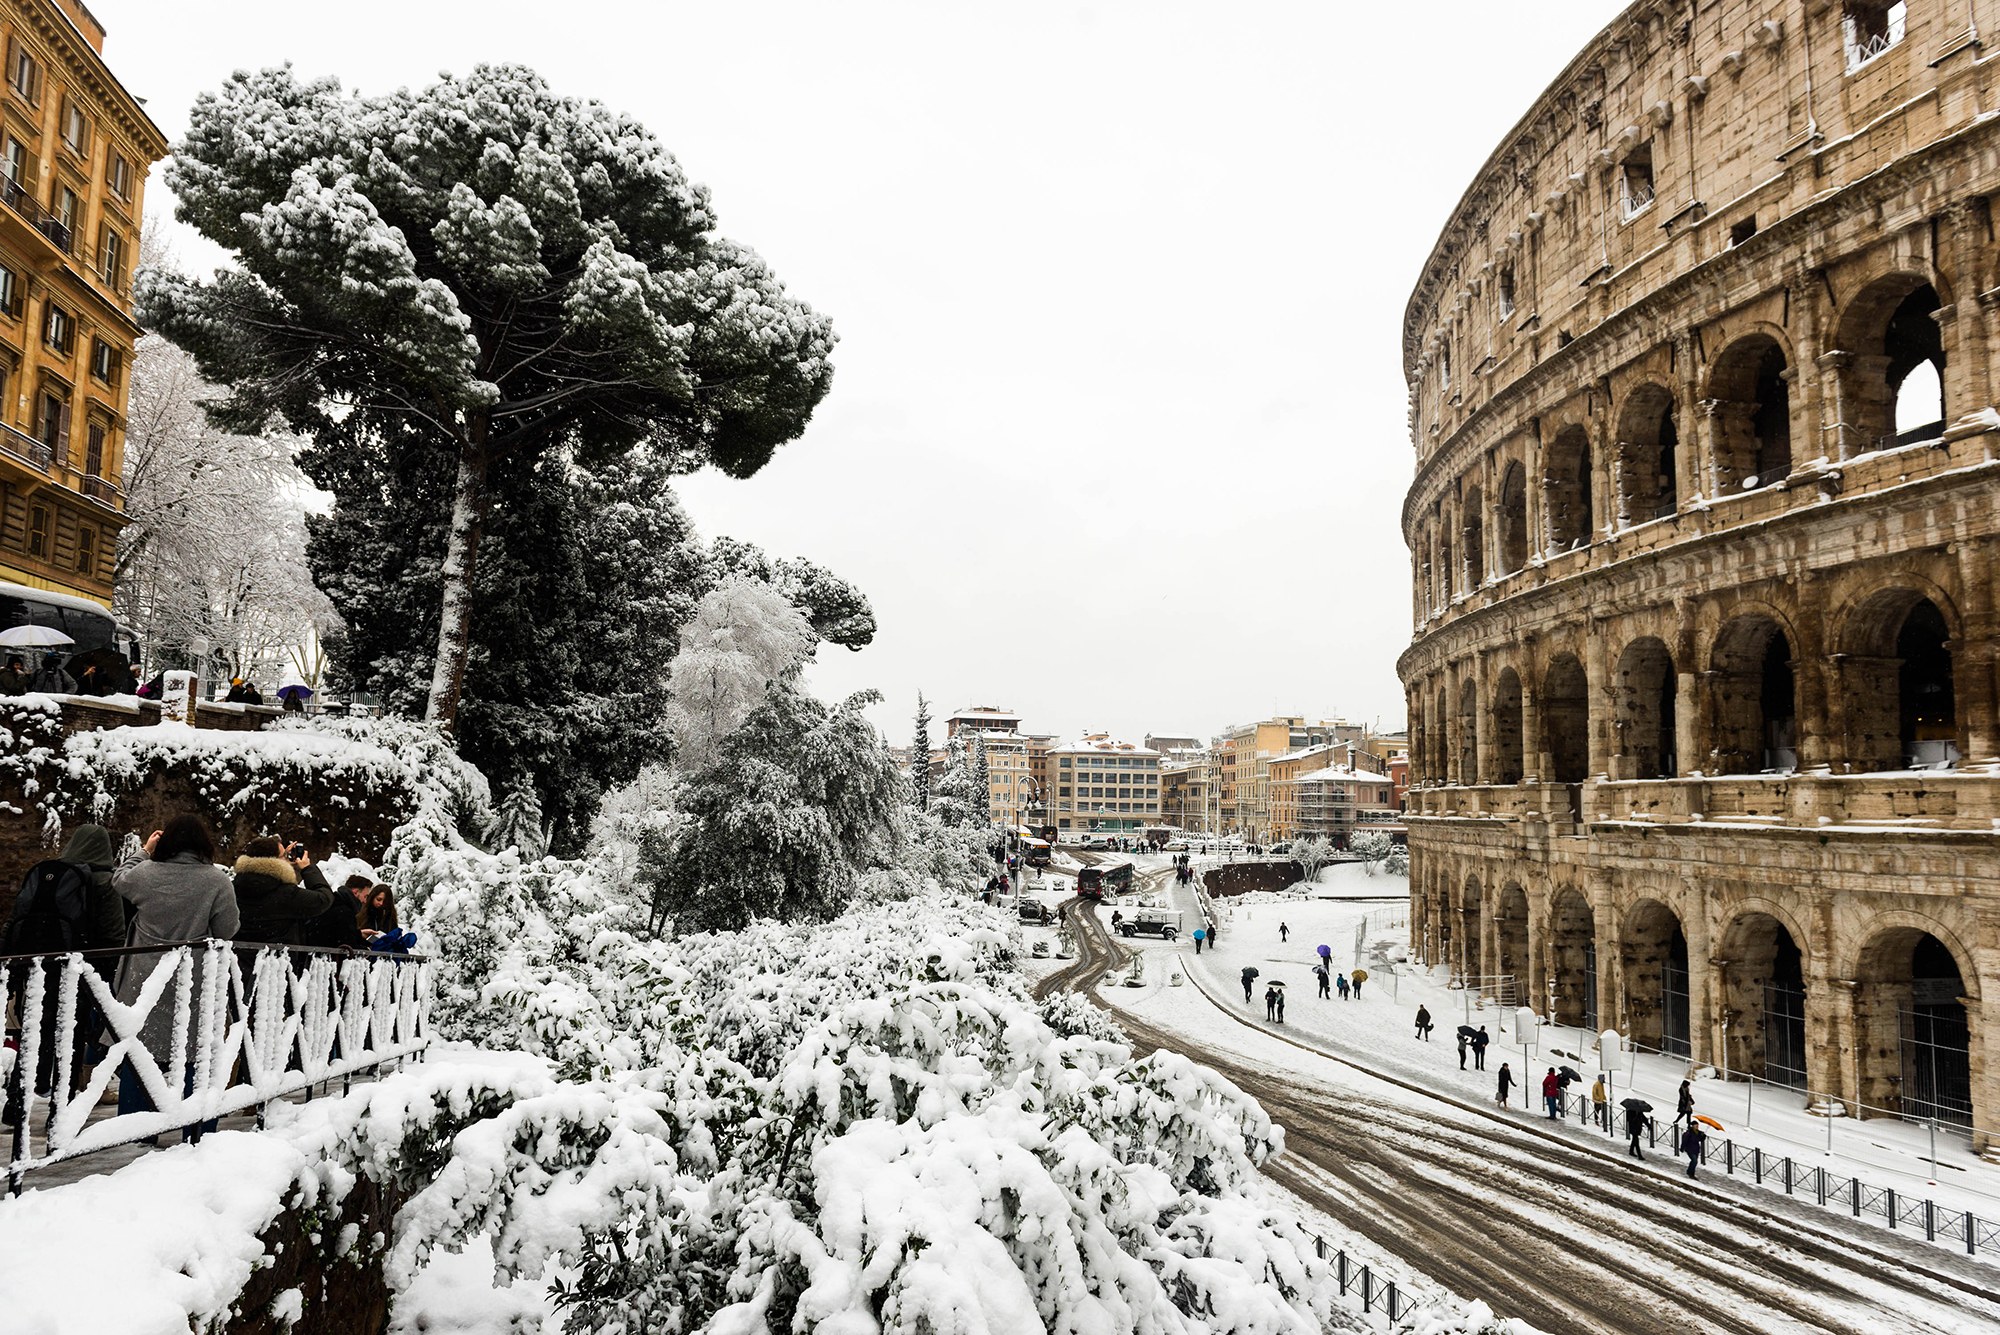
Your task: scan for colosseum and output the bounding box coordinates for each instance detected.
[1399,0,2000,1148]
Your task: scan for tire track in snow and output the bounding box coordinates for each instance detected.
[1046,896,2000,1335]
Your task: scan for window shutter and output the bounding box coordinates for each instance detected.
[55,398,68,463]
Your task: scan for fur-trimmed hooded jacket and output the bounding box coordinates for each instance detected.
[232,855,334,946]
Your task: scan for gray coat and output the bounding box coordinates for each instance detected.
[111,853,240,1062]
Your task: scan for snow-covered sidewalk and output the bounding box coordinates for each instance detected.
[1163,867,2000,1242]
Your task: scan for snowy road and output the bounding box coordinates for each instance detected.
[1046,864,2000,1335]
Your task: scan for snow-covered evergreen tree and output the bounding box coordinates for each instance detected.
[910,692,931,812]
[484,777,551,859]
[972,732,991,824]
[931,731,984,829]
[141,63,837,729]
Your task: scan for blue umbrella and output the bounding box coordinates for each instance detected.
[277,683,314,702]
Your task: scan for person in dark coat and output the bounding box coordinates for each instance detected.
[1457,1031,1469,1069]
[1241,966,1256,1004]
[1314,964,1330,999]
[1263,984,1278,1021]
[28,653,74,694]
[1472,1024,1490,1070]
[1414,1005,1432,1041]
[1496,1062,1514,1108]
[1625,1104,1650,1159]
[1674,1079,1695,1136]
[224,677,263,705]
[302,875,372,950]
[1680,1121,1707,1177]
[1542,1067,1562,1119]
[231,837,333,945]
[0,654,29,695]
[1278,921,1289,943]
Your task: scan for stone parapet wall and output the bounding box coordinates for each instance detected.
[1201,860,1303,898]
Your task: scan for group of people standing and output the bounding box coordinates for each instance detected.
[2,812,413,1133]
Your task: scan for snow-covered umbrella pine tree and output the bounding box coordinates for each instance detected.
[140,63,837,730]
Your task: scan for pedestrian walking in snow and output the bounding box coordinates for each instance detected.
[1496,1062,1514,1108]
[1591,1076,1609,1129]
[1624,1105,1650,1159]
[1680,1122,1707,1177]
[1315,965,1330,999]
[1241,966,1256,1003]
[1472,1025,1490,1070]
[1457,1033,1469,1069]
[1542,1067,1562,1120]
[1275,989,1286,1023]
[1674,1080,1695,1136]
[1336,972,1349,999]
[1414,1005,1432,1040]
[1264,985,1278,1021]
[1352,973,1364,999]
[1279,921,1289,943]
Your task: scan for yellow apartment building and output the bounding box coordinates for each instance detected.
[1050,733,1160,837]
[0,0,163,610]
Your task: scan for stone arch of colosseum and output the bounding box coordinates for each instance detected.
[1714,899,1815,1088]
[1704,329,1796,494]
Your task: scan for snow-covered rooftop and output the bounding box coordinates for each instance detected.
[1052,734,1159,759]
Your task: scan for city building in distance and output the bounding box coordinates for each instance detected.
[0,0,164,610]
[1050,733,1160,837]
[1401,0,2000,1143]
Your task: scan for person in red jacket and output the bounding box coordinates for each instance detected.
[1541,1067,1563,1119]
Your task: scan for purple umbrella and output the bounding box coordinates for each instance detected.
[277,684,314,702]
[1317,944,1332,959]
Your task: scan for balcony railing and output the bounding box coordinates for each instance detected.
[0,175,71,254]
[0,420,51,471]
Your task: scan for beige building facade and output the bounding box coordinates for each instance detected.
[1051,734,1160,836]
[1401,0,2000,1144]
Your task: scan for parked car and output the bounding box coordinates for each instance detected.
[1018,900,1054,924]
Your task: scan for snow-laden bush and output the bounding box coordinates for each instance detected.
[361,894,1358,1334]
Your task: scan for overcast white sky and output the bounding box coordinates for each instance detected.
[96,0,1620,748]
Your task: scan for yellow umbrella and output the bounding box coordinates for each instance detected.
[1350,968,1369,983]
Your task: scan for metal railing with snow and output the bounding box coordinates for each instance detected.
[3,939,433,1191]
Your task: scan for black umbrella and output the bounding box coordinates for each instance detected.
[1241,966,1260,980]
[1456,1025,1479,1039]
[1559,1065,1582,1085]
[64,647,135,694]
[1620,1097,1653,1113]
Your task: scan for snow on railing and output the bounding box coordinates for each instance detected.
[4,941,431,1191]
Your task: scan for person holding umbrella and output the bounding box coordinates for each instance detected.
[1263,983,1279,1021]
[1272,981,1287,1024]
[1351,968,1368,999]
[1241,965,1259,1004]
[1314,963,1330,999]
[1495,1061,1514,1109]
[1680,1119,1708,1177]
[1622,1098,1654,1158]
[1457,1025,1473,1069]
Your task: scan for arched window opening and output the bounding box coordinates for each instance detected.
[1708,336,1791,491]
[1544,427,1594,552]
[1549,889,1597,1029]
[1544,653,1589,784]
[1898,599,1956,767]
[1493,884,1530,993]
[1709,616,1795,773]
[1719,914,1807,1088]
[1462,486,1485,590]
[1492,667,1524,785]
[1432,688,1449,782]
[1856,928,1971,1125]
[1615,385,1678,523]
[1620,901,1690,1057]
[1615,637,1677,779]
[1887,286,1946,444]
[1497,461,1529,573]
[1438,518,1455,606]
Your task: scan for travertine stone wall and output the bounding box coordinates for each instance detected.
[1400,0,2000,1148]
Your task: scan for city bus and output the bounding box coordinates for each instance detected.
[1022,838,1052,867]
[1075,861,1134,900]
[0,580,134,656]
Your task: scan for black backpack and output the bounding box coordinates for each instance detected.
[3,861,92,956]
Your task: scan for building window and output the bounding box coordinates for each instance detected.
[90,338,119,385]
[73,524,93,574]
[1440,342,1451,390]
[1497,264,1516,319]
[1730,216,1758,247]
[26,504,46,558]
[1844,2,1906,70]
[0,263,16,318]
[37,387,65,461]
[1620,144,1656,219]
[43,304,72,355]
[7,40,38,105]
[98,227,124,291]
[59,99,86,157]
[106,150,131,202]
[83,418,104,476]
[52,185,76,249]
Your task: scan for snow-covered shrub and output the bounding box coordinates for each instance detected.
[1385,843,1411,877]
[0,695,64,818]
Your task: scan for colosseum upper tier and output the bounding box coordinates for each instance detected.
[1399,0,2000,1145]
